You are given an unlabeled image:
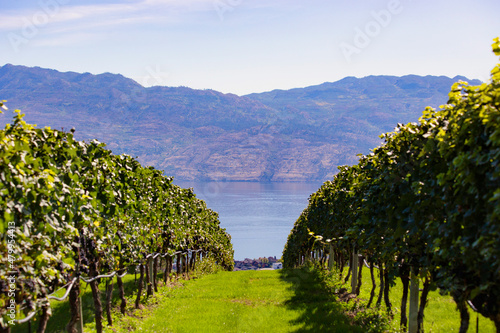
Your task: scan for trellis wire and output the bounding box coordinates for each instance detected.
[10,248,204,326]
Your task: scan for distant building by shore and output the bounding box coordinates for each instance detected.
[233,257,281,271]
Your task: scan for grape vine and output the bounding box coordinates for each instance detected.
[283,38,500,332]
[0,104,234,332]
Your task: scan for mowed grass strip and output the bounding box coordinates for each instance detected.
[353,266,496,332]
[129,269,365,333]
[13,266,496,332]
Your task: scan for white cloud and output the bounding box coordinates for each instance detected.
[0,0,223,32]
[32,32,108,47]
[1,2,144,29]
[0,0,286,32]
[0,0,219,49]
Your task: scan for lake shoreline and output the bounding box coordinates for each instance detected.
[174,181,323,260]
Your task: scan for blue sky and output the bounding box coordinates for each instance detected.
[1,0,499,95]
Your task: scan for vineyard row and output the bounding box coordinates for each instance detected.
[0,103,234,333]
[283,38,500,333]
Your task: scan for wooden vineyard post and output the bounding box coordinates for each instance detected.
[149,259,154,296]
[409,267,419,333]
[191,250,196,271]
[185,253,190,278]
[328,244,334,271]
[176,253,181,278]
[351,250,358,294]
[78,295,84,333]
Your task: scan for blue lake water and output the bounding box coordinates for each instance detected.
[174,181,322,261]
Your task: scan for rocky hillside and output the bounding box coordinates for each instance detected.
[0,64,481,181]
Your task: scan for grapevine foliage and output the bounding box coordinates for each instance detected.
[0,106,233,327]
[283,38,500,328]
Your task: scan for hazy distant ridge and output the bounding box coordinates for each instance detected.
[0,64,481,182]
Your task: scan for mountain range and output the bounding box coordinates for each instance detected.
[0,64,481,182]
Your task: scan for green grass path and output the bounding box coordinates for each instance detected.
[13,266,496,332]
[123,269,364,333]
